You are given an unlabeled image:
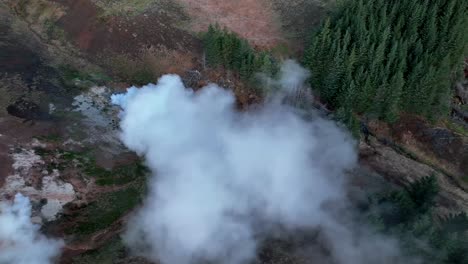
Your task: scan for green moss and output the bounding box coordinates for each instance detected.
[61,150,87,162]
[72,237,126,264]
[444,119,468,136]
[34,148,94,173]
[81,153,148,186]
[93,162,148,186]
[33,134,62,142]
[33,146,148,185]
[70,186,144,235]
[58,64,111,89]
[38,148,147,238]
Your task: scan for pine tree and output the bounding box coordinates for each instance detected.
[304,0,468,123]
[406,175,439,213]
[202,25,278,82]
[383,71,404,122]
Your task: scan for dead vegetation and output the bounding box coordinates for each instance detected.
[105,46,196,85]
[8,0,67,43]
[178,0,286,48]
[91,0,187,19]
[269,0,327,51]
[366,116,468,191]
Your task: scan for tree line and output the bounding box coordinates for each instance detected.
[203,24,279,80]
[304,0,468,122]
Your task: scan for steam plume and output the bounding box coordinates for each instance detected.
[112,61,407,264]
[0,193,63,264]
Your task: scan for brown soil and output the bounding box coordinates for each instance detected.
[375,115,468,180]
[269,0,326,51]
[364,116,468,204]
[106,46,198,85]
[0,117,57,187]
[51,0,201,56]
[179,0,286,48]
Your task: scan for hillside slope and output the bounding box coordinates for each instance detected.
[0,1,466,263]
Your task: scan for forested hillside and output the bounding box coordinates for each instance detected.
[1,0,468,263]
[304,0,468,122]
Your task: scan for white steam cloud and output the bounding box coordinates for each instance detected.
[0,193,63,264]
[112,61,406,264]
[276,59,311,93]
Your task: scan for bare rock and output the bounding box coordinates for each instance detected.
[181,70,202,88]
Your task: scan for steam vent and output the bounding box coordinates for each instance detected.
[1,1,467,263]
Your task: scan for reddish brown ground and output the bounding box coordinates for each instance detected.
[179,0,286,48]
[51,0,201,56]
[0,117,57,188]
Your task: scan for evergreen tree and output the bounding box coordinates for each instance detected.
[405,175,438,213]
[202,25,278,81]
[304,0,468,122]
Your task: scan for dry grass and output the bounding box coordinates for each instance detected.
[443,119,468,137]
[12,0,65,28]
[92,0,187,19]
[91,0,157,16]
[367,117,467,187]
[9,0,71,46]
[106,46,195,85]
[268,0,326,41]
[178,0,286,48]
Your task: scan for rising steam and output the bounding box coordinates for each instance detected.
[0,193,63,264]
[112,61,407,264]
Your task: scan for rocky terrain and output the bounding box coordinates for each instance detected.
[0,0,466,263]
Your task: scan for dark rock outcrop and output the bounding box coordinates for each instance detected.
[6,97,51,122]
